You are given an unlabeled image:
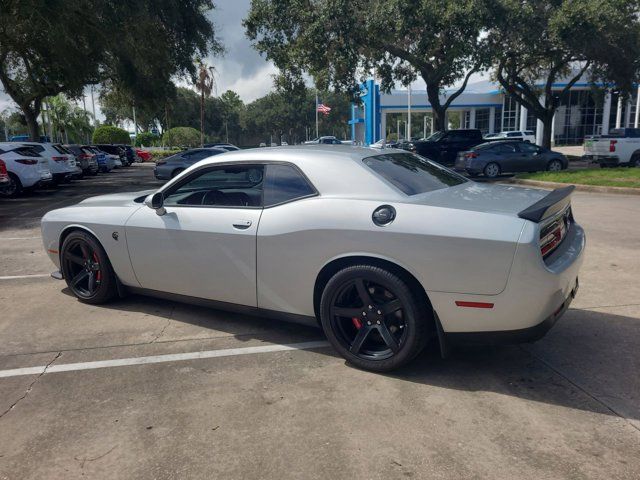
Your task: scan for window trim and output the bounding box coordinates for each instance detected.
[159,160,319,210]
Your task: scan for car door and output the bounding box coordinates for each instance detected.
[125,163,265,306]
[491,143,520,173]
[515,142,545,171]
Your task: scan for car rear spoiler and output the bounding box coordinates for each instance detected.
[518,185,575,223]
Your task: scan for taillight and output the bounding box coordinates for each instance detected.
[464,152,478,159]
[79,153,90,159]
[52,156,67,162]
[0,159,7,176]
[539,208,571,258]
[15,159,38,165]
[609,140,617,152]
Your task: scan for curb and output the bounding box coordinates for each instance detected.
[505,178,640,196]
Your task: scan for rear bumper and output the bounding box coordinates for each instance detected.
[593,155,625,166]
[446,279,579,345]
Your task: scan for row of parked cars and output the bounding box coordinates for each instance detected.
[376,129,568,178]
[0,142,142,198]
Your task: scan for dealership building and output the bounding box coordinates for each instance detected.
[350,78,639,146]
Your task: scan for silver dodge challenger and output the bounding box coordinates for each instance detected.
[41,146,584,371]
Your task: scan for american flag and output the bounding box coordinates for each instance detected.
[317,101,331,115]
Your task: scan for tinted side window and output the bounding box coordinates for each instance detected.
[264,164,315,206]
[164,165,264,207]
[13,147,41,157]
[363,153,467,196]
[517,143,540,153]
[506,132,521,137]
[491,144,516,153]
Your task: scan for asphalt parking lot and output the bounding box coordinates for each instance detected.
[0,164,639,479]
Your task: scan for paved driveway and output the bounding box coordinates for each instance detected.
[0,165,638,479]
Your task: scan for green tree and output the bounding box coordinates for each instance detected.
[219,90,245,144]
[92,125,131,144]
[135,131,160,147]
[488,0,640,147]
[245,0,490,131]
[0,0,220,140]
[163,127,201,148]
[47,95,93,143]
[196,62,217,146]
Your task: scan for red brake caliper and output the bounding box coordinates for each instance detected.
[93,252,101,282]
[352,317,362,329]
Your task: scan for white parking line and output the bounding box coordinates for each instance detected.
[0,341,331,378]
[0,236,41,240]
[0,274,50,280]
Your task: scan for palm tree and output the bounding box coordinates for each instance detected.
[196,61,216,147]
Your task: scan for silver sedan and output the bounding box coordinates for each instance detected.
[41,146,584,371]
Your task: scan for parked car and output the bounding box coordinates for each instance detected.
[413,129,484,166]
[0,158,10,192]
[489,131,536,143]
[583,128,640,167]
[135,148,152,162]
[455,141,568,178]
[21,142,77,184]
[0,143,52,197]
[82,145,115,173]
[43,146,584,372]
[64,144,99,176]
[154,147,227,180]
[93,146,122,168]
[304,136,343,145]
[118,145,140,163]
[203,143,240,151]
[95,144,129,166]
[52,144,83,179]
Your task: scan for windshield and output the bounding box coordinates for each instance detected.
[362,152,467,195]
[424,131,446,142]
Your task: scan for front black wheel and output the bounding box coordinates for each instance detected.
[320,265,430,372]
[61,231,117,304]
[547,159,563,171]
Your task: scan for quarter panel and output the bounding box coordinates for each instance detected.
[256,197,524,316]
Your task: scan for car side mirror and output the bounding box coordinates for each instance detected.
[145,192,166,216]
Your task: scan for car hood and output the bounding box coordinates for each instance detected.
[77,189,155,207]
[408,182,549,216]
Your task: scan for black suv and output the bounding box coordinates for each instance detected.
[413,129,484,166]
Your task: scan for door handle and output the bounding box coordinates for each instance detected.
[232,220,252,230]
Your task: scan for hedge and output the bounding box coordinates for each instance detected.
[135,131,160,147]
[92,125,131,144]
[150,149,182,161]
[162,127,200,148]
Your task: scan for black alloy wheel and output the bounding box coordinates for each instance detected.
[320,265,429,372]
[61,231,117,304]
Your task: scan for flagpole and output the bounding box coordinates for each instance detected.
[315,90,319,139]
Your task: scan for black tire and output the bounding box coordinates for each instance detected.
[631,154,640,168]
[483,162,500,178]
[172,168,185,178]
[319,264,430,372]
[547,159,563,172]
[61,231,117,304]
[0,173,23,198]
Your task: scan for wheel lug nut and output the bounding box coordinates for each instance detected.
[362,312,366,316]
[377,310,381,315]
[367,321,371,326]
[368,305,373,310]
[376,320,381,325]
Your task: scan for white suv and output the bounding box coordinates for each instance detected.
[0,143,53,197]
[495,131,536,143]
[20,142,78,184]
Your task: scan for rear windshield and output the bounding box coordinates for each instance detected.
[362,152,467,195]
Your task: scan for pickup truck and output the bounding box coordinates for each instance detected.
[413,129,484,166]
[583,128,640,167]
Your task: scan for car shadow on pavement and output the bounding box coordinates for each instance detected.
[63,288,639,424]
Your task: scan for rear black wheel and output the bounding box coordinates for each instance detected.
[320,265,430,372]
[483,162,500,178]
[547,159,563,171]
[631,154,640,168]
[61,231,117,304]
[0,173,22,198]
